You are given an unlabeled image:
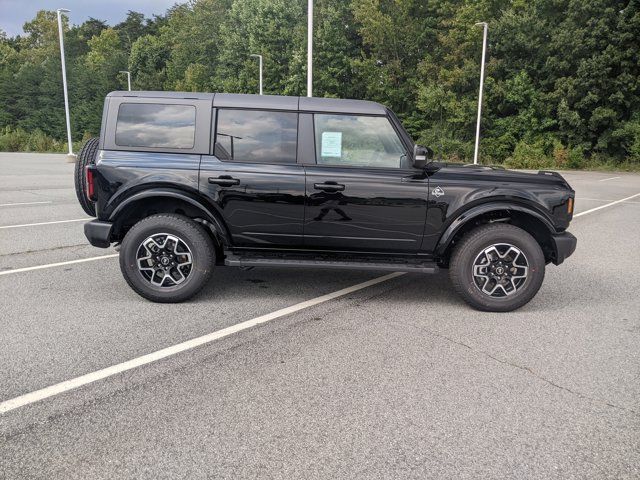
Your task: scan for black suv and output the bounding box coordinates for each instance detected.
[76,91,576,311]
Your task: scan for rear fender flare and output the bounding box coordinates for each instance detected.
[109,188,231,246]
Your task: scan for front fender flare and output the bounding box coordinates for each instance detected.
[435,202,556,256]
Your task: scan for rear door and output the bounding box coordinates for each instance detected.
[199,107,305,248]
[302,113,429,252]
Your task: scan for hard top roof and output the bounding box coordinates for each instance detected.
[107,91,388,115]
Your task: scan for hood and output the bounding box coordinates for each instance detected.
[433,163,571,189]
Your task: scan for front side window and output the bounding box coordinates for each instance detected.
[115,103,196,149]
[314,114,407,168]
[214,109,298,164]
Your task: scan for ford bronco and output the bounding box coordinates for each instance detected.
[76,91,576,311]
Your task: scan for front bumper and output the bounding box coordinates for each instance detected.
[84,220,113,248]
[551,231,577,265]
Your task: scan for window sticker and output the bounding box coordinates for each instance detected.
[321,131,342,157]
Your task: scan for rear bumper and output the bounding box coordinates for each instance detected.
[551,231,577,265]
[84,220,113,248]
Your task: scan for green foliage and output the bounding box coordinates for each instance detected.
[129,34,169,89]
[0,0,638,170]
[504,139,552,170]
[0,126,85,152]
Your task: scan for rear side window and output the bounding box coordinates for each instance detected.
[214,109,297,164]
[115,103,196,149]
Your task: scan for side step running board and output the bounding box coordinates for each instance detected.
[224,255,439,273]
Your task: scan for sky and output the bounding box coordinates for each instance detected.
[0,0,179,37]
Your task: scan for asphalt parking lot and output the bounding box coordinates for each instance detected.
[1,152,639,479]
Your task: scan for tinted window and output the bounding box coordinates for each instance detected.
[314,114,407,168]
[215,109,297,164]
[115,103,196,149]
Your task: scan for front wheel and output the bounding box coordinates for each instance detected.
[449,224,545,312]
[119,214,215,303]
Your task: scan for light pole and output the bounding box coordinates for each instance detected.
[249,55,263,95]
[56,8,74,161]
[473,21,488,165]
[307,0,313,97]
[119,70,131,91]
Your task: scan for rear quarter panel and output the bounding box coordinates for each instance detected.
[94,151,202,220]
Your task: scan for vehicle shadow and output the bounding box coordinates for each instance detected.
[197,267,592,315]
[196,267,465,309]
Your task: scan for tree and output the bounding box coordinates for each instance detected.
[129,34,169,90]
[0,1,638,166]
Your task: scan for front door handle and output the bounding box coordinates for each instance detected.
[314,182,345,192]
[209,175,240,187]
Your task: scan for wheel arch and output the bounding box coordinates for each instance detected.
[435,202,557,266]
[108,188,230,260]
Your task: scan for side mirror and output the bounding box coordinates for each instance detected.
[412,144,434,169]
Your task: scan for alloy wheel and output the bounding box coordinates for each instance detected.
[472,243,529,297]
[136,233,193,288]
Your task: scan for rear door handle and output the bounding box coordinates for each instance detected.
[314,182,345,192]
[208,175,240,187]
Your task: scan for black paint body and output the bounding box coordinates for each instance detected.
[88,91,576,266]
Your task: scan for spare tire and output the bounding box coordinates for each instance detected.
[74,137,99,217]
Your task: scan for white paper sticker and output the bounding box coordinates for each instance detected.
[321,131,342,157]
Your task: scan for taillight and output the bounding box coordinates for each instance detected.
[85,166,96,202]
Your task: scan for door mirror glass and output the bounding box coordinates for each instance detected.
[413,144,434,169]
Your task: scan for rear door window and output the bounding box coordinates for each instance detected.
[214,109,297,164]
[115,103,196,149]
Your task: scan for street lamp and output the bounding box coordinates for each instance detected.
[473,21,488,165]
[307,0,313,97]
[249,55,263,95]
[56,8,74,162]
[119,70,131,91]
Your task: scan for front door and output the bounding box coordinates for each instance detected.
[199,108,305,248]
[303,113,429,252]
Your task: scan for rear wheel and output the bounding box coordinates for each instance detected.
[74,137,99,216]
[449,224,545,312]
[119,214,215,303]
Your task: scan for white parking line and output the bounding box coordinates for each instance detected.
[0,201,52,207]
[578,197,640,205]
[0,218,87,229]
[578,197,617,202]
[0,254,119,277]
[599,176,620,182]
[1,190,638,414]
[0,271,405,414]
[574,192,640,218]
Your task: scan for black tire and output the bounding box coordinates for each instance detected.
[74,137,99,216]
[449,224,545,312]
[119,214,215,303]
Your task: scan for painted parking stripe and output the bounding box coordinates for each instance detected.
[0,218,87,229]
[598,176,620,182]
[0,254,119,276]
[1,191,638,413]
[0,201,52,207]
[578,197,640,204]
[573,192,640,218]
[578,197,618,202]
[0,271,405,414]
